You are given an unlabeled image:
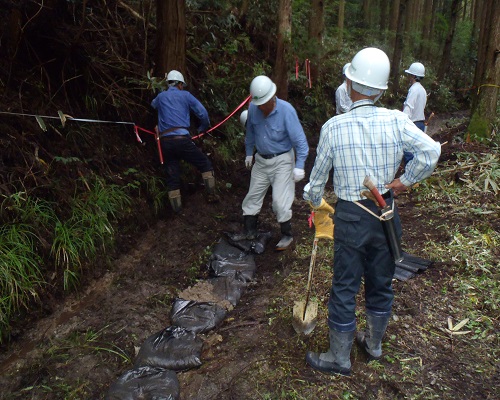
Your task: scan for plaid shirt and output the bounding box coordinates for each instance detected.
[304,99,441,205]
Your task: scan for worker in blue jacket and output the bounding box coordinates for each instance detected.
[151,70,216,212]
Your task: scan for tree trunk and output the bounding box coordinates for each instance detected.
[363,0,372,28]
[404,0,412,34]
[390,0,406,96]
[389,0,401,51]
[275,0,292,100]
[238,0,249,27]
[338,0,346,45]
[437,0,460,80]
[468,0,499,139]
[156,0,186,77]
[419,0,433,60]
[379,0,390,35]
[308,0,324,83]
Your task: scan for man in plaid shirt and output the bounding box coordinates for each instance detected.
[303,48,441,376]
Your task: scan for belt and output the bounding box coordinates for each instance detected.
[160,135,189,140]
[355,190,392,206]
[258,150,288,159]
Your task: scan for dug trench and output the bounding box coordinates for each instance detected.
[0,114,497,399]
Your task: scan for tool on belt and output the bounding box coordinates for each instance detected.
[361,176,433,277]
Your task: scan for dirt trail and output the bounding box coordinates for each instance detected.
[1,112,497,400]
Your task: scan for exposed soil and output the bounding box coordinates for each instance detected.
[0,112,498,400]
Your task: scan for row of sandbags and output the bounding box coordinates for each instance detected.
[106,233,271,400]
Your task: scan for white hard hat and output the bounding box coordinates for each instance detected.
[250,76,277,105]
[166,70,186,85]
[342,63,349,75]
[239,110,248,126]
[345,47,390,91]
[405,62,425,77]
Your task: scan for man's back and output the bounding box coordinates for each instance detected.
[317,100,440,201]
[403,82,426,122]
[152,87,209,133]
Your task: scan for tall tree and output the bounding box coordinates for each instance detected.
[437,0,460,80]
[468,0,499,139]
[338,0,346,46]
[389,0,401,51]
[363,0,372,28]
[275,0,292,100]
[156,0,186,76]
[308,0,325,83]
[390,0,407,96]
[379,0,390,36]
[419,0,434,60]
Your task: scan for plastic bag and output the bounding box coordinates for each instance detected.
[106,366,179,400]
[208,276,246,306]
[225,231,272,254]
[170,299,226,334]
[133,326,203,371]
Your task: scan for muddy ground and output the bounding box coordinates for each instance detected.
[0,112,498,400]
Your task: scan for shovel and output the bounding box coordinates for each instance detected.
[362,176,433,274]
[292,237,319,335]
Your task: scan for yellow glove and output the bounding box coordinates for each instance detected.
[313,198,335,213]
[309,198,334,240]
[313,210,334,240]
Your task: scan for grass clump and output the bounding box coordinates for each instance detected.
[51,177,131,290]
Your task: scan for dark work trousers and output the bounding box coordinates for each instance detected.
[328,196,401,332]
[160,136,213,190]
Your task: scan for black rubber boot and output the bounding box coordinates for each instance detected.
[356,313,390,361]
[232,215,258,241]
[276,220,293,250]
[244,215,258,239]
[306,329,354,376]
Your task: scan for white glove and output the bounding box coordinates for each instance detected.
[245,156,253,169]
[293,168,305,182]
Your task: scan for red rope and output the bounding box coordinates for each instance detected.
[192,94,251,140]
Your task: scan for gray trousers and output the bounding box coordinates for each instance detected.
[242,150,295,223]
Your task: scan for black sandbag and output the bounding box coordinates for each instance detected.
[106,366,179,400]
[210,238,249,260]
[209,257,256,282]
[208,276,247,306]
[133,326,203,371]
[170,299,227,334]
[225,231,272,255]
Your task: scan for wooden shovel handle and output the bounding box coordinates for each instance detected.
[303,237,318,319]
[363,176,387,208]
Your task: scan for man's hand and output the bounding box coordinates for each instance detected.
[245,156,253,169]
[293,168,305,182]
[313,211,334,240]
[385,178,408,196]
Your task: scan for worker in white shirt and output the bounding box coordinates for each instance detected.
[402,62,427,164]
[335,64,353,115]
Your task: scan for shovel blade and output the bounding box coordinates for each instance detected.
[292,300,318,335]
